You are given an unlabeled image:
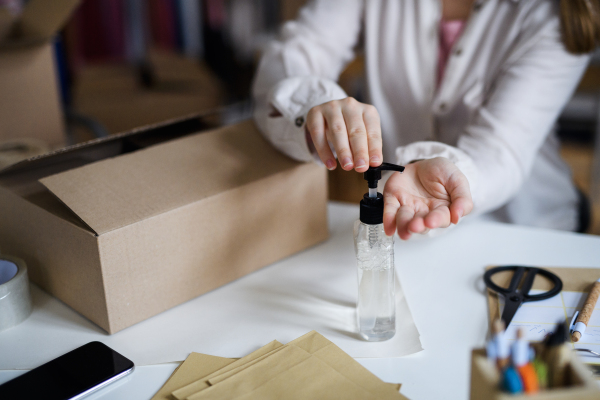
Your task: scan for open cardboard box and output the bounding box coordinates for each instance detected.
[0,0,80,147]
[0,116,328,333]
[470,346,600,400]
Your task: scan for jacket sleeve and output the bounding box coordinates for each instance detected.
[252,0,364,162]
[396,6,590,215]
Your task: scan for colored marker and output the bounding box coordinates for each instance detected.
[511,328,529,367]
[532,359,548,389]
[517,364,539,394]
[512,328,539,393]
[503,367,523,394]
[493,319,510,369]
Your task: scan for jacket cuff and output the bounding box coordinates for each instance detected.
[266,76,348,162]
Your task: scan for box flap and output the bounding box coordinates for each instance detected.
[0,112,215,180]
[39,121,302,235]
[3,0,79,46]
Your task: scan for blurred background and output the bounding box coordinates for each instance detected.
[1,0,599,234]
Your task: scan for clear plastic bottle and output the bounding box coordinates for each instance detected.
[354,163,404,341]
[354,220,395,341]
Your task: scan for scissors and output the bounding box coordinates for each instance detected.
[483,266,563,328]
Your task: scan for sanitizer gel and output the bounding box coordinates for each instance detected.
[354,163,404,341]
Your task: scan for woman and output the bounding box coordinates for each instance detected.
[252,0,599,239]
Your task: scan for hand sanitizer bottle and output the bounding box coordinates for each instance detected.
[354,162,404,341]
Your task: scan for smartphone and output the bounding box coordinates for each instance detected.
[0,341,134,400]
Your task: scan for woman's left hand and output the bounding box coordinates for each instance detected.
[383,157,473,240]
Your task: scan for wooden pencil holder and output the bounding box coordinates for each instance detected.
[469,346,600,400]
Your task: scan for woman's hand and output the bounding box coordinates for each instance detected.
[306,97,383,172]
[383,158,473,240]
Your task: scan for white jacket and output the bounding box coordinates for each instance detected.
[252,0,590,231]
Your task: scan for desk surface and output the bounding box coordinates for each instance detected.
[2,202,600,400]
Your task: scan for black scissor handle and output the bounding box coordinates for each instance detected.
[484,265,563,301]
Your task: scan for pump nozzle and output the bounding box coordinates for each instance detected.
[364,162,405,190]
[359,162,405,224]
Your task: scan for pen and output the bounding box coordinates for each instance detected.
[571,278,600,342]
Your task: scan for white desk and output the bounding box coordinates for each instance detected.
[2,202,600,400]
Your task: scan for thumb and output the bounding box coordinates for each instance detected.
[447,171,473,224]
[383,191,400,236]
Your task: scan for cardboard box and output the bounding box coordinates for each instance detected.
[0,118,328,333]
[470,347,600,400]
[71,49,226,135]
[328,167,367,203]
[0,0,79,147]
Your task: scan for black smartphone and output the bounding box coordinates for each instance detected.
[0,341,134,400]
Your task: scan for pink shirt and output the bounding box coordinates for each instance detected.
[438,19,466,87]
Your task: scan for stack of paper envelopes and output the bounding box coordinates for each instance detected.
[152,331,408,400]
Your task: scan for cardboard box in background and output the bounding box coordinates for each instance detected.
[328,167,367,204]
[0,0,80,148]
[71,49,226,137]
[0,119,328,334]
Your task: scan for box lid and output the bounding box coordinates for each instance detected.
[38,121,302,235]
[1,0,79,48]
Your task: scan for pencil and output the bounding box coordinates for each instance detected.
[571,278,600,342]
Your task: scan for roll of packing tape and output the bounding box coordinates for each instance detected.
[0,255,32,333]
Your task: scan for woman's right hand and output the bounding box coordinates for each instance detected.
[306,97,383,172]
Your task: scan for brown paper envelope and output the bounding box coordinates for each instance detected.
[187,332,407,400]
[150,353,235,400]
[186,345,398,400]
[171,340,283,400]
[187,345,312,400]
[233,356,394,400]
[207,348,402,395]
[485,266,600,330]
[288,331,406,399]
[203,355,380,400]
[206,345,286,385]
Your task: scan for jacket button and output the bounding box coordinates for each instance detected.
[439,103,447,111]
[454,48,462,56]
[295,116,305,127]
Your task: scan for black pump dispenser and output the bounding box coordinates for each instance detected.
[359,162,405,225]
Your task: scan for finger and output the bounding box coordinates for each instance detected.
[424,206,451,229]
[363,105,383,167]
[450,197,473,224]
[323,105,354,171]
[407,210,429,234]
[306,108,336,170]
[383,192,400,236]
[396,205,416,240]
[341,101,369,172]
[447,173,474,224]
